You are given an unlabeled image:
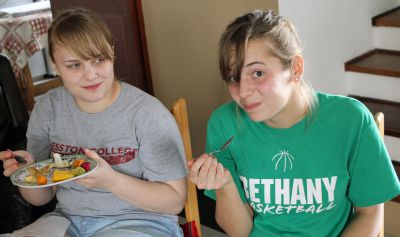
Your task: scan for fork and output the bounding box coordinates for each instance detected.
[7,149,27,164]
[208,136,234,155]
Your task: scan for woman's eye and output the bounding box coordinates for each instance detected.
[67,63,80,69]
[252,71,264,78]
[93,58,105,64]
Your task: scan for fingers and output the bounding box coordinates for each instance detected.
[1,150,26,177]
[84,149,101,159]
[188,154,227,190]
[205,158,218,189]
[0,150,12,161]
[1,150,35,177]
[84,149,110,172]
[215,163,226,189]
[186,159,194,168]
[196,156,213,189]
[3,160,18,177]
[189,154,208,172]
[187,154,207,187]
[2,150,33,163]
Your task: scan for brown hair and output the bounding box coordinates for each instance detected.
[48,8,114,62]
[219,10,317,116]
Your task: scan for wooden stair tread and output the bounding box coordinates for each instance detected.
[350,95,400,137]
[345,49,400,77]
[372,6,400,27]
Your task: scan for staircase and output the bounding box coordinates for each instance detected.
[344,6,400,204]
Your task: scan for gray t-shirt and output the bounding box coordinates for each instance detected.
[26,82,186,221]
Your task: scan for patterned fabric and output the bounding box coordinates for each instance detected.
[0,11,52,89]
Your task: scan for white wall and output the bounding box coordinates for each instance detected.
[278,0,399,95]
[0,0,33,8]
[373,27,400,50]
[142,0,278,156]
[278,0,400,163]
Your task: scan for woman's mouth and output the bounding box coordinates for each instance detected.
[82,82,102,91]
[243,102,260,111]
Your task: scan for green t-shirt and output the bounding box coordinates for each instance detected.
[204,92,400,237]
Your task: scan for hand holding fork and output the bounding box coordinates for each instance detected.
[187,136,234,190]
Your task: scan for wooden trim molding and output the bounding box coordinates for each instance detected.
[372,6,400,27]
[33,77,63,96]
[135,0,153,95]
[21,65,35,111]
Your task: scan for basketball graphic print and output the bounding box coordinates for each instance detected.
[272,150,295,172]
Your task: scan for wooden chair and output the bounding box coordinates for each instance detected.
[374,112,384,237]
[171,98,202,237]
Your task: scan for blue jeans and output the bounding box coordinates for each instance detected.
[65,215,183,237]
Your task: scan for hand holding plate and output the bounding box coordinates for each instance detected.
[74,149,117,190]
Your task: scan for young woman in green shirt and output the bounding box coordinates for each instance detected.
[188,10,400,237]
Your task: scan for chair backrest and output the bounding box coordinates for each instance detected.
[0,54,29,151]
[0,54,29,128]
[0,54,32,233]
[171,98,202,237]
[374,112,384,139]
[374,112,384,237]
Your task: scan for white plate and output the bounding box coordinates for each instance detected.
[10,154,98,188]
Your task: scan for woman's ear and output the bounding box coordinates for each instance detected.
[291,55,304,82]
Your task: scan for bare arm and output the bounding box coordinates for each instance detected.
[188,154,253,236]
[108,173,187,214]
[215,177,253,237]
[76,149,187,215]
[1,150,56,206]
[19,186,56,206]
[340,204,383,237]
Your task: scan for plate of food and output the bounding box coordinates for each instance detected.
[10,153,98,188]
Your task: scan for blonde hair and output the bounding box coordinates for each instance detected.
[219,10,317,116]
[48,8,114,62]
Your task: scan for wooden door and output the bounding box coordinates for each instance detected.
[50,0,153,94]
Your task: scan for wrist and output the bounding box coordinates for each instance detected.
[104,168,121,190]
[217,173,235,193]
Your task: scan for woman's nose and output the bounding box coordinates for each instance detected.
[83,65,97,80]
[238,78,254,99]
